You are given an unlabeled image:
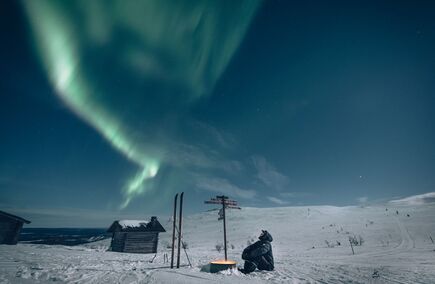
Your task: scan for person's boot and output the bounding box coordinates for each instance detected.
[241,260,257,274]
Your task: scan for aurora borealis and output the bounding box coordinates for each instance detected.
[1,0,435,226]
[23,0,260,208]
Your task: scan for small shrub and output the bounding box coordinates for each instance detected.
[349,235,358,246]
[349,235,364,246]
[215,243,223,252]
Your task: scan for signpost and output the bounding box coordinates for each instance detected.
[204,195,240,261]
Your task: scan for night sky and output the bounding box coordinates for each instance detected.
[1,0,435,227]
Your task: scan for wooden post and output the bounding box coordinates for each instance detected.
[176,192,184,268]
[222,197,227,261]
[349,238,355,255]
[170,193,178,268]
[182,240,192,267]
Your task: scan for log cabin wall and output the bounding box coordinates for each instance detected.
[124,232,158,253]
[11,222,23,244]
[0,216,20,245]
[111,232,159,253]
[111,232,127,252]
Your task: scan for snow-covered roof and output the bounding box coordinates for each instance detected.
[107,217,166,233]
[118,220,149,229]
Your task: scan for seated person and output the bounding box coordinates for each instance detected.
[240,230,274,274]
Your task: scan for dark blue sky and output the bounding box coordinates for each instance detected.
[1,0,434,227]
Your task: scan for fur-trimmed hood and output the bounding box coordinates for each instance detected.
[259,230,273,242]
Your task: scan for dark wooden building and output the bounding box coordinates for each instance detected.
[107,216,165,254]
[0,210,31,245]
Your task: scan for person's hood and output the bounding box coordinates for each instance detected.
[259,230,273,242]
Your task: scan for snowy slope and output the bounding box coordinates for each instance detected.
[1,204,435,283]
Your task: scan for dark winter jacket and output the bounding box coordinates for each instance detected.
[242,231,274,271]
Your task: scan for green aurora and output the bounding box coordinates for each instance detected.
[24,0,260,208]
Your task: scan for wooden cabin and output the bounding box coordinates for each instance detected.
[0,210,31,245]
[107,216,165,254]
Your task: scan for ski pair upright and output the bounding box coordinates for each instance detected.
[170,192,184,268]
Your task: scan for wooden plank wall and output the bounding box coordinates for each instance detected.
[0,217,20,245]
[111,232,127,252]
[124,232,158,254]
[110,232,159,253]
[11,222,23,244]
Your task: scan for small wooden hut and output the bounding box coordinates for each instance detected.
[107,216,165,254]
[0,210,31,245]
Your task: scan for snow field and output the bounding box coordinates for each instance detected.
[1,204,434,283]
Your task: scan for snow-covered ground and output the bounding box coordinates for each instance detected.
[1,204,435,283]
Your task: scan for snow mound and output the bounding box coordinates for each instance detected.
[389,192,435,205]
